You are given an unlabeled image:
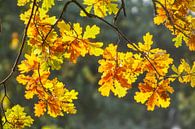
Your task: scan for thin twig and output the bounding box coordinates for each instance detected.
[153,0,176,34]
[42,0,74,45]
[121,0,126,16]
[0,83,14,127]
[71,0,161,76]
[152,0,157,15]
[0,0,37,85]
[37,64,51,95]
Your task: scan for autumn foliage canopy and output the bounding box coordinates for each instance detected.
[0,0,195,128]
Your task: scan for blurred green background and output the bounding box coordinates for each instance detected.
[0,0,195,129]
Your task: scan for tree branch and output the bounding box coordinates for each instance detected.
[70,0,162,77]
[121,0,126,16]
[0,0,37,85]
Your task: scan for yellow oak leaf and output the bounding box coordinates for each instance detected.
[18,54,39,73]
[34,101,46,117]
[57,21,103,63]
[81,0,119,17]
[3,105,33,129]
[42,0,55,11]
[134,73,174,111]
[83,25,100,39]
[17,0,30,6]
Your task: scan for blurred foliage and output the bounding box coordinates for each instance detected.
[0,0,195,129]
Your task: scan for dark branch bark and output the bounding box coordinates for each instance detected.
[121,0,126,16]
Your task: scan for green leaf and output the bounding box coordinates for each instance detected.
[172,33,183,48]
